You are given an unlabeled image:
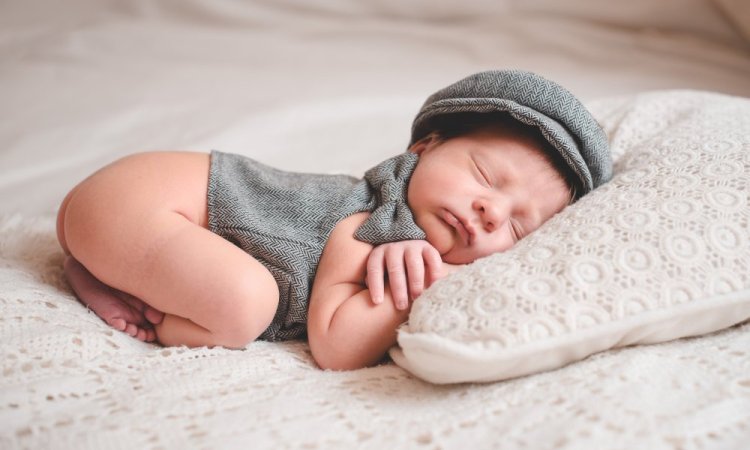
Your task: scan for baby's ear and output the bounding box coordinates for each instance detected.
[408,133,439,155]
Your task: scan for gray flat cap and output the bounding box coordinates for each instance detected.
[410,70,612,198]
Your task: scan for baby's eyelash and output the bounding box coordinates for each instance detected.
[510,219,523,242]
[473,160,492,186]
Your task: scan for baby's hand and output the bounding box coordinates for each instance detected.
[366,240,443,310]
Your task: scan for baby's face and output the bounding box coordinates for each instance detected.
[407,126,571,265]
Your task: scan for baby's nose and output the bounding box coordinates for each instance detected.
[473,197,510,233]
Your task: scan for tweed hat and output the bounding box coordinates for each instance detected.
[410,70,612,198]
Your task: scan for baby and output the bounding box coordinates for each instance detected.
[57,70,611,370]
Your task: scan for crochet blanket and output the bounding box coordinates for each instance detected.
[2,214,749,449]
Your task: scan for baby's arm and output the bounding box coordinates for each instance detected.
[308,213,420,370]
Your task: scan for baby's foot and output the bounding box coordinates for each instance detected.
[63,256,164,342]
[114,290,165,326]
[107,290,166,342]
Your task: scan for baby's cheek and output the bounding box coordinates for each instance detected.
[484,235,515,256]
[421,221,453,256]
[424,232,448,256]
[463,235,515,263]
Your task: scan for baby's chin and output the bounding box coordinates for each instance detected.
[442,244,506,265]
[440,249,481,265]
[426,234,482,265]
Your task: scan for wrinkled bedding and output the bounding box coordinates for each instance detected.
[2,1,749,448]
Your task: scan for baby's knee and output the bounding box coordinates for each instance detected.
[215,271,280,348]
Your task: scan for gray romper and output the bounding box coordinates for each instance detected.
[207,151,426,341]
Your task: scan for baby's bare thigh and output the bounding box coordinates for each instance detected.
[63,151,211,277]
[62,151,280,338]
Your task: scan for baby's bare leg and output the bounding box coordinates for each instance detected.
[57,185,164,342]
[64,255,164,342]
[127,211,280,348]
[60,151,280,348]
[58,181,164,341]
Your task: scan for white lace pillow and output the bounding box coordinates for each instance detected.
[390,90,750,384]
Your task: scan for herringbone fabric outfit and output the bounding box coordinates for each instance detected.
[207,151,426,341]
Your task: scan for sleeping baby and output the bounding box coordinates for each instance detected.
[56,70,612,370]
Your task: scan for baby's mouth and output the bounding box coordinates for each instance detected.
[441,209,473,246]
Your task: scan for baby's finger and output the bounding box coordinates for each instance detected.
[385,250,409,310]
[366,247,386,305]
[404,248,425,300]
[422,244,444,285]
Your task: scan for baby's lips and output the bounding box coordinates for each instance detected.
[441,209,470,246]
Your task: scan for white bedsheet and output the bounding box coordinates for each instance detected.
[1,1,749,448]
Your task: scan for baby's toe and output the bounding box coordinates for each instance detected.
[144,307,165,325]
[135,328,148,341]
[124,323,138,337]
[144,329,157,342]
[108,318,127,331]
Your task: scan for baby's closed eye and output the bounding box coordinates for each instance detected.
[509,218,524,242]
[472,157,494,187]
